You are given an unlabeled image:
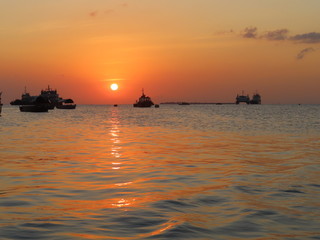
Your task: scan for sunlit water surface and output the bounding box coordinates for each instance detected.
[0,104,319,239]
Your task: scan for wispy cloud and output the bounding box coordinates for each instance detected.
[242,27,258,39]
[239,27,319,60]
[290,32,320,44]
[89,10,99,17]
[241,27,320,44]
[103,78,125,82]
[89,3,127,18]
[120,3,128,8]
[296,47,315,60]
[89,9,114,18]
[215,29,234,35]
[262,29,289,41]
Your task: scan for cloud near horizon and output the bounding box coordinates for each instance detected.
[296,47,315,60]
[241,27,320,44]
[242,27,258,39]
[89,11,99,17]
[290,32,320,44]
[262,29,289,41]
[89,9,114,17]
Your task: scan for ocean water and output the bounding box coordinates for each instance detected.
[0,104,319,240]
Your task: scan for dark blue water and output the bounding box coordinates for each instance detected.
[0,104,319,239]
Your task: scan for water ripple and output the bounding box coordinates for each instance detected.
[0,105,319,239]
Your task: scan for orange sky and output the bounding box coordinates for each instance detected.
[1,0,320,104]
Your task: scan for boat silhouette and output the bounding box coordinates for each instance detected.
[133,89,154,108]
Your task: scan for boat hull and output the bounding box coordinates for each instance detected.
[19,105,48,112]
[133,103,153,107]
[56,104,76,109]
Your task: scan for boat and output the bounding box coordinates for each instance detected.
[11,85,76,109]
[250,92,261,104]
[56,99,76,109]
[10,87,34,105]
[19,96,49,112]
[133,89,154,107]
[40,85,61,109]
[19,105,49,112]
[178,102,190,105]
[0,92,3,115]
[236,91,250,104]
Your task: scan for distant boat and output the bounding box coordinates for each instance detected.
[250,92,262,104]
[56,99,76,109]
[19,105,49,112]
[236,91,250,104]
[11,85,74,109]
[133,89,154,107]
[40,85,61,109]
[0,92,3,115]
[178,102,190,105]
[10,87,34,105]
[19,96,49,112]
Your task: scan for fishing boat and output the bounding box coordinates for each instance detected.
[250,92,262,104]
[236,91,250,104]
[56,99,76,109]
[19,96,49,112]
[0,92,3,115]
[19,105,49,112]
[40,85,61,109]
[133,89,154,107]
[11,85,75,109]
[10,87,34,105]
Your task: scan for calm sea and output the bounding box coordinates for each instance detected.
[0,104,319,240]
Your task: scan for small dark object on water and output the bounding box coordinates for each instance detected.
[133,89,154,107]
[178,102,190,105]
[19,96,49,112]
[114,104,118,107]
[19,105,49,112]
[56,99,76,109]
[155,104,159,108]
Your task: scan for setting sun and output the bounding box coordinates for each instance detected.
[110,83,119,91]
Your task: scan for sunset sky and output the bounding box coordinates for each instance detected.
[1,0,319,104]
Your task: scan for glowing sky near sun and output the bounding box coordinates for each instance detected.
[0,0,320,104]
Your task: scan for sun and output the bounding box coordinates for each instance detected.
[110,83,119,91]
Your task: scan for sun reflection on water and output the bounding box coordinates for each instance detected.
[109,109,122,168]
[111,198,136,208]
